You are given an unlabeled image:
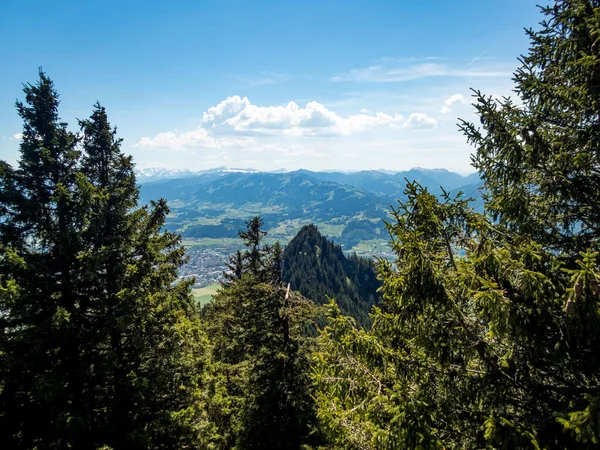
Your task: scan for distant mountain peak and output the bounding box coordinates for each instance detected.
[135,166,261,182]
[225,167,261,173]
[136,166,481,183]
[411,167,451,173]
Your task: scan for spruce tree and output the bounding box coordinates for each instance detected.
[204,217,320,449]
[0,73,211,449]
[78,103,212,448]
[461,0,600,254]
[314,2,600,448]
[0,71,87,448]
[239,216,268,280]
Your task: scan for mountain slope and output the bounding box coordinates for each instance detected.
[292,168,481,199]
[282,224,380,328]
[135,166,260,183]
[143,171,386,213]
[138,167,483,250]
[140,171,391,244]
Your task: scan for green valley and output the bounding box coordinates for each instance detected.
[140,168,482,289]
[140,167,482,288]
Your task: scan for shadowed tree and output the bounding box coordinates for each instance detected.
[0,73,212,449]
[204,217,322,449]
[314,2,600,448]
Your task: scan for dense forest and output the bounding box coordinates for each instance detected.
[282,224,380,328]
[2,1,600,448]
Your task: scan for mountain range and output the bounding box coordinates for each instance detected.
[135,166,262,183]
[138,167,484,252]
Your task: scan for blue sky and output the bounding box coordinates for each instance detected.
[0,0,543,173]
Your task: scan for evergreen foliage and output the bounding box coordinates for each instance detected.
[313,2,600,448]
[0,72,211,449]
[461,0,600,254]
[282,224,380,328]
[203,217,321,449]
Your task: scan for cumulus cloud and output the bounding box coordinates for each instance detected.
[134,97,435,151]
[199,96,404,136]
[403,113,437,130]
[440,94,465,114]
[11,133,23,141]
[202,96,251,128]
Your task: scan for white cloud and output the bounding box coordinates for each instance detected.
[202,96,251,127]
[440,94,465,113]
[331,61,513,83]
[135,96,425,151]
[200,96,404,136]
[11,133,23,141]
[403,113,437,130]
[134,128,255,151]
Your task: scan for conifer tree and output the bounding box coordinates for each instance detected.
[223,249,244,284]
[314,2,600,448]
[0,71,87,448]
[78,103,212,448]
[204,217,320,449]
[0,73,211,449]
[461,0,600,254]
[238,216,269,281]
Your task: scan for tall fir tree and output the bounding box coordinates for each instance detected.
[314,2,600,448]
[78,103,213,449]
[0,73,211,449]
[204,217,321,450]
[0,71,87,448]
[461,0,600,254]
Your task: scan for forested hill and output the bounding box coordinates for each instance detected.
[282,224,380,328]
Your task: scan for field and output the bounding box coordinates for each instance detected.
[347,239,392,256]
[192,282,221,306]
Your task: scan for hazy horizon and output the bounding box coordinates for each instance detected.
[135,165,479,177]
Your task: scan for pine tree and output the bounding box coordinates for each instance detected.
[265,241,283,285]
[239,216,267,279]
[0,73,211,449]
[314,2,600,448]
[77,103,213,448]
[460,0,600,254]
[223,249,244,284]
[0,70,88,448]
[204,217,321,449]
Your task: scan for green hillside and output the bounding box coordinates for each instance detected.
[139,169,483,251]
[282,224,380,328]
[139,171,393,250]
